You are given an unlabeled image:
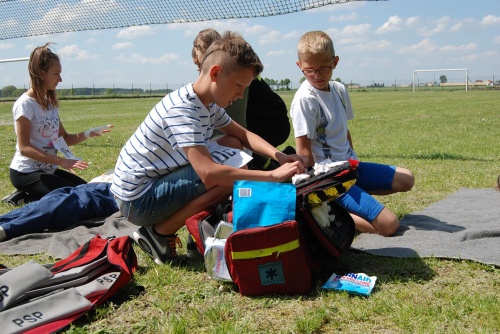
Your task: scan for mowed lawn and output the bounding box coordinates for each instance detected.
[0,90,498,333]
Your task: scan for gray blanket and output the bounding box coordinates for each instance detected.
[1,188,499,265]
[0,212,136,259]
[351,188,500,266]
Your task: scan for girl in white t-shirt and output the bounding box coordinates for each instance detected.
[9,43,111,201]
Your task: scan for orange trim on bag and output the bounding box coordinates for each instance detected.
[230,239,300,260]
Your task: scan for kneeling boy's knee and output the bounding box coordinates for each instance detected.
[379,216,400,237]
[395,169,415,192]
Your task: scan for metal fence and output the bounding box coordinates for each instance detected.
[1,80,498,102]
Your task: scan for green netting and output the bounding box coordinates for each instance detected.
[0,0,383,40]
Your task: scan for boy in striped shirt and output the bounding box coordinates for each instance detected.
[111,31,308,265]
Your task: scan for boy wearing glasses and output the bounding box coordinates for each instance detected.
[290,31,414,236]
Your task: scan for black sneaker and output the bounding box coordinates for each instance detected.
[1,189,30,206]
[132,226,185,265]
[186,234,202,259]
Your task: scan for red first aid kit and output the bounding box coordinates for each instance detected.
[224,220,314,296]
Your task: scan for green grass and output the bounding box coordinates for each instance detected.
[0,90,499,333]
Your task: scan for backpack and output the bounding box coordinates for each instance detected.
[0,235,137,333]
[185,200,232,255]
[295,159,358,258]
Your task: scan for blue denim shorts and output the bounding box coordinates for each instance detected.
[335,162,396,222]
[115,164,206,227]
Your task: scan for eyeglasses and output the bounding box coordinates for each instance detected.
[301,66,333,77]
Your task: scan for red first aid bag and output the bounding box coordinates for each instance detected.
[224,220,314,296]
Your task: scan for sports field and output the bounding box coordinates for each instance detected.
[0,90,498,333]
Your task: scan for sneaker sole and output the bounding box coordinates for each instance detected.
[132,231,165,265]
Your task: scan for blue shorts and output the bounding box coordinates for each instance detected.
[335,162,395,222]
[115,164,206,227]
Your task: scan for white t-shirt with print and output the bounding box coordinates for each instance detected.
[10,93,60,173]
[290,80,357,163]
[111,83,232,201]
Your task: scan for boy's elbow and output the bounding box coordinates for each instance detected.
[197,168,218,188]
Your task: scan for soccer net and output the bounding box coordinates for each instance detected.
[413,68,470,92]
[0,0,383,41]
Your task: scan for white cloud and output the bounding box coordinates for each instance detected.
[346,40,393,52]
[439,43,478,52]
[396,38,438,54]
[114,52,179,64]
[266,49,292,56]
[376,16,404,34]
[27,1,119,37]
[448,18,476,32]
[319,1,366,12]
[117,26,155,39]
[481,15,500,26]
[416,16,451,36]
[406,16,421,28]
[25,44,37,51]
[495,36,500,44]
[329,12,358,22]
[0,43,15,50]
[450,51,497,63]
[58,44,99,61]
[259,30,299,45]
[112,42,135,50]
[0,19,18,31]
[86,38,98,44]
[341,23,372,35]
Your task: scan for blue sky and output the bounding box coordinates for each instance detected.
[0,0,499,90]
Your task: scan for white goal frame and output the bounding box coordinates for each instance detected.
[413,68,469,92]
[0,57,29,64]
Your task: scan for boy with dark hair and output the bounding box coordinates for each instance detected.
[290,31,414,236]
[111,31,308,265]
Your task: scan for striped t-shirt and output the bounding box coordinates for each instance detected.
[110,83,231,201]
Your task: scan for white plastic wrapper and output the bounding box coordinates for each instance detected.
[214,221,233,239]
[322,272,377,297]
[204,237,232,282]
[51,137,80,160]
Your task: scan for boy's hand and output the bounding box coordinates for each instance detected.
[270,161,307,182]
[275,151,309,169]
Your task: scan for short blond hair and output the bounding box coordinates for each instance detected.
[297,31,335,60]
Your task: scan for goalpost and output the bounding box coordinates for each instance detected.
[0,57,29,64]
[413,68,469,92]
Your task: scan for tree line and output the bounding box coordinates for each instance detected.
[0,85,172,98]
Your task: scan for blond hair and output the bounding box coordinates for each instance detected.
[297,31,335,60]
[28,42,60,110]
[201,31,263,77]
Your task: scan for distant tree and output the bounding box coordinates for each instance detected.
[280,79,291,90]
[263,77,278,90]
[1,85,17,97]
[439,75,448,84]
[334,77,342,83]
[105,88,114,96]
[299,77,306,84]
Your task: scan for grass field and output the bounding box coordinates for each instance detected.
[0,90,499,333]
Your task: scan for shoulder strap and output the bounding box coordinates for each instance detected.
[331,82,346,112]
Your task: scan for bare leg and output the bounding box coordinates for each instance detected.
[153,184,232,235]
[351,207,399,236]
